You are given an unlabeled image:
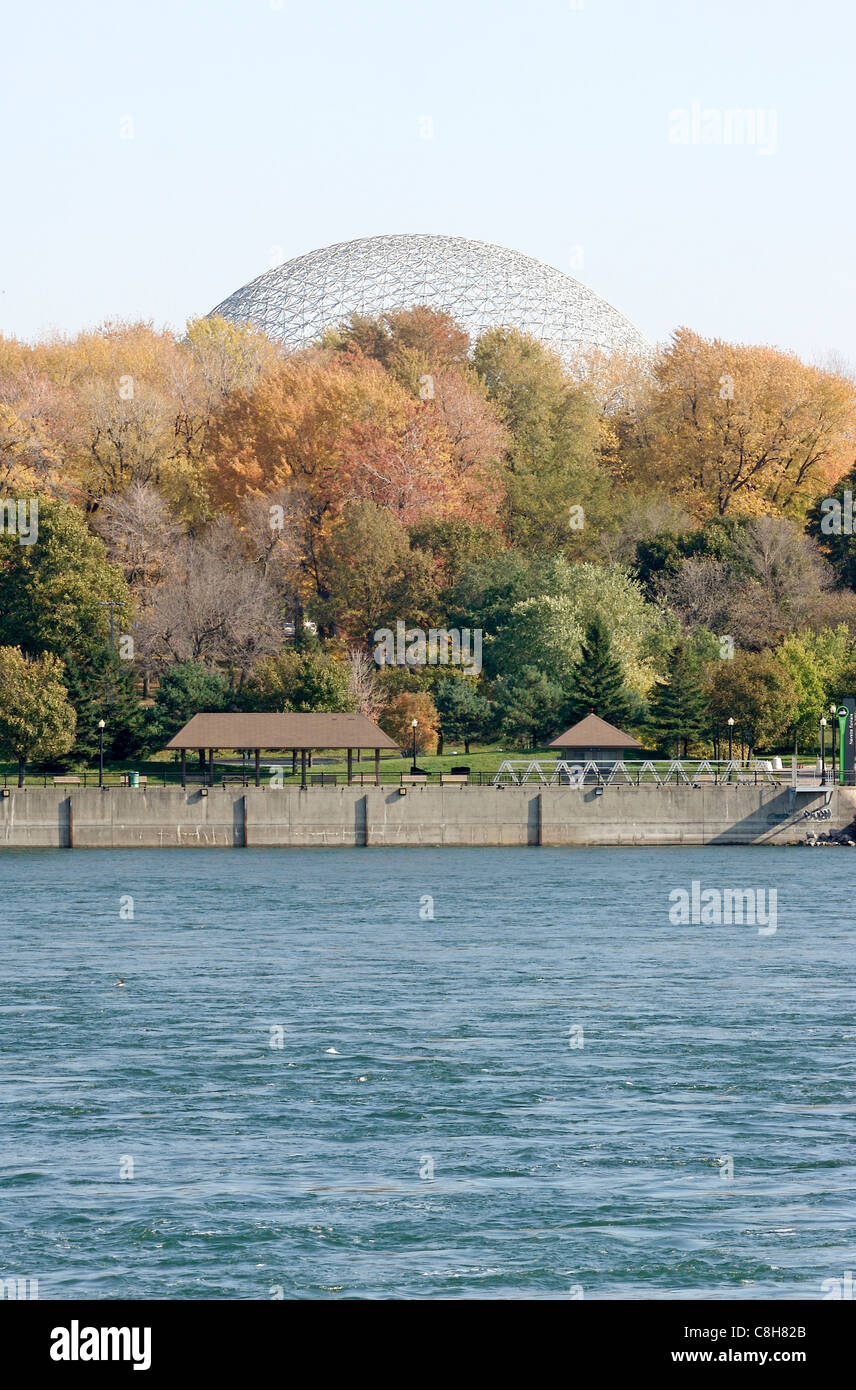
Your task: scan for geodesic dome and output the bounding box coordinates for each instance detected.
[209,234,648,366]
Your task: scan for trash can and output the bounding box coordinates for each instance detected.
[128,770,140,788]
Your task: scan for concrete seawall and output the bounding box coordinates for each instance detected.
[0,783,851,848]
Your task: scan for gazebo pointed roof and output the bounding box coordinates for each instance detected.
[549,712,643,749]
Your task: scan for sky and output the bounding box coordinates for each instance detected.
[2,0,854,365]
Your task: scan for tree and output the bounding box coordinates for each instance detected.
[775,634,828,755]
[0,402,60,494]
[625,327,856,519]
[322,306,471,377]
[408,517,507,594]
[206,346,499,549]
[0,647,76,784]
[656,516,844,651]
[90,482,182,587]
[63,649,146,762]
[134,519,282,690]
[444,547,543,635]
[488,559,660,696]
[147,662,230,748]
[492,666,564,749]
[312,500,436,641]
[241,649,355,714]
[645,645,708,756]
[473,327,607,548]
[379,691,439,754]
[434,678,491,754]
[563,616,634,727]
[347,648,388,721]
[809,462,856,587]
[0,498,131,664]
[706,651,799,758]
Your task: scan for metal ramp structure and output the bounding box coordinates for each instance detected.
[494,759,591,787]
[492,758,782,788]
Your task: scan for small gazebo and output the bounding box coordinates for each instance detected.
[165,712,399,788]
[549,713,643,762]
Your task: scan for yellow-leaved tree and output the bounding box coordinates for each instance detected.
[623,328,856,519]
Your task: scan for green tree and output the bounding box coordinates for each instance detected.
[444,547,543,636]
[487,558,660,695]
[563,616,634,726]
[408,517,506,595]
[707,651,799,758]
[241,649,355,713]
[492,665,564,749]
[147,662,230,748]
[0,499,130,663]
[434,677,491,754]
[312,500,436,641]
[809,464,856,586]
[473,327,606,548]
[63,649,146,761]
[775,634,830,755]
[0,647,76,784]
[645,645,709,756]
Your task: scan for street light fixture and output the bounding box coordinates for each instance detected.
[410,718,418,774]
[820,716,827,785]
[98,719,106,788]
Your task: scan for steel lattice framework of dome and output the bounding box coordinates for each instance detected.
[209,234,648,365]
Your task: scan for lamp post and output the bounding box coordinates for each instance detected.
[727,717,734,762]
[98,719,106,788]
[410,718,418,774]
[820,716,827,785]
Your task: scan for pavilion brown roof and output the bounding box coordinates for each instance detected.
[549,713,643,749]
[165,712,400,751]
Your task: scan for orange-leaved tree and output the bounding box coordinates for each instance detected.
[625,328,856,519]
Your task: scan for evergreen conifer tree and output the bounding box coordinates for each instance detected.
[645,645,709,757]
[564,616,633,727]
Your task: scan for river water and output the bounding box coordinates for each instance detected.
[1,846,853,1300]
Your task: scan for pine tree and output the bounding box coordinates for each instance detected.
[62,649,146,763]
[494,666,564,749]
[564,616,633,726]
[435,677,491,754]
[645,645,709,757]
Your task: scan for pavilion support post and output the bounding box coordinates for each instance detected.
[292,749,296,777]
[181,749,186,789]
[254,748,260,788]
[301,749,307,790]
[347,748,353,786]
[374,748,380,786]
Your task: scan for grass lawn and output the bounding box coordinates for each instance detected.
[0,745,817,787]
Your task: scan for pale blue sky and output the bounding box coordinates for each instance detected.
[2,0,854,364]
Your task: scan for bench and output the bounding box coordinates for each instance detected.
[310,773,338,785]
[53,775,81,785]
[222,774,249,786]
[440,774,468,785]
[401,774,428,785]
[119,774,148,786]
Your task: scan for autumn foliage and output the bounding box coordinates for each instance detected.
[2,304,856,766]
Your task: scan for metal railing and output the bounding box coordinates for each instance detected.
[490,758,838,788]
[0,758,845,790]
